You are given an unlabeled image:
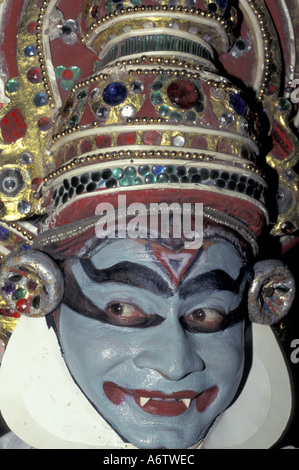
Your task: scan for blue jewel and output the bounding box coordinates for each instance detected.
[34,93,49,107]
[20,243,31,250]
[215,0,228,9]
[229,93,246,115]
[152,165,164,176]
[103,82,127,106]
[2,281,15,295]
[0,227,10,241]
[24,45,37,57]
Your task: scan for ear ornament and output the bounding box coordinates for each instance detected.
[0,250,64,317]
[248,260,295,325]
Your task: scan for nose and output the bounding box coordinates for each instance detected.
[133,319,205,380]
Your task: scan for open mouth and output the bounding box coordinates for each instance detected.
[103,382,219,416]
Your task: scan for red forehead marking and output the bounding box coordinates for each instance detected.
[149,242,201,289]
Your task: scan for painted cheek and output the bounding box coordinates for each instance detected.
[196,386,219,412]
[59,308,132,387]
[103,382,124,405]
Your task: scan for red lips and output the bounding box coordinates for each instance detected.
[103,382,219,417]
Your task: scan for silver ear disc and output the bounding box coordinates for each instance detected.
[0,249,64,317]
[248,259,295,325]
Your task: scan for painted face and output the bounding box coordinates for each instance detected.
[58,236,249,449]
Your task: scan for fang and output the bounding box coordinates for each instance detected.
[140,397,151,407]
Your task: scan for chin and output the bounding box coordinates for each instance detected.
[120,425,209,449]
[103,406,217,449]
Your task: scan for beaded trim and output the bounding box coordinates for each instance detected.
[35,1,55,108]
[245,0,276,100]
[43,150,263,184]
[34,0,278,113]
[81,6,235,47]
[35,205,258,256]
[67,58,219,99]
[50,64,257,154]
[49,162,268,211]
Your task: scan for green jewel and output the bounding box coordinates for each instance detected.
[151,91,163,105]
[61,79,74,91]
[157,173,169,183]
[12,288,26,301]
[113,168,124,179]
[9,275,23,283]
[32,295,40,309]
[55,66,66,79]
[132,177,143,185]
[77,90,88,100]
[138,165,150,176]
[185,111,197,123]
[124,166,137,178]
[145,174,156,184]
[278,98,290,111]
[6,78,20,93]
[69,114,79,126]
[164,165,175,174]
[170,111,182,123]
[158,105,170,117]
[120,177,133,186]
[105,0,113,12]
[169,174,179,182]
[69,66,81,80]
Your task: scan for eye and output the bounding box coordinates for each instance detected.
[183,308,224,333]
[105,302,149,326]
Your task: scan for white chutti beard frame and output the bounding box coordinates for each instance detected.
[0,315,292,449]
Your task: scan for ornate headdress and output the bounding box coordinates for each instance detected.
[0,0,298,345]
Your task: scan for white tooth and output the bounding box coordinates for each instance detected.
[140,397,151,407]
[182,398,191,408]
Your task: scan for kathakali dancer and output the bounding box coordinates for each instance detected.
[0,0,298,449]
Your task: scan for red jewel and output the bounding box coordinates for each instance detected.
[27,279,38,292]
[91,6,100,17]
[27,67,42,84]
[27,21,37,35]
[80,139,93,154]
[16,298,30,314]
[0,308,20,318]
[266,84,275,96]
[38,117,52,131]
[96,135,112,148]
[0,108,27,143]
[62,69,74,80]
[167,79,199,109]
[280,221,294,234]
[31,178,43,191]
[272,121,294,160]
[143,131,162,146]
[117,132,136,146]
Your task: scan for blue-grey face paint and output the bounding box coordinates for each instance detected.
[58,238,248,449]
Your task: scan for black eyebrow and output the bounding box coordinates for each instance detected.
[80,259,173,297]
[62,264,164,327]
[178,267,248,300]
